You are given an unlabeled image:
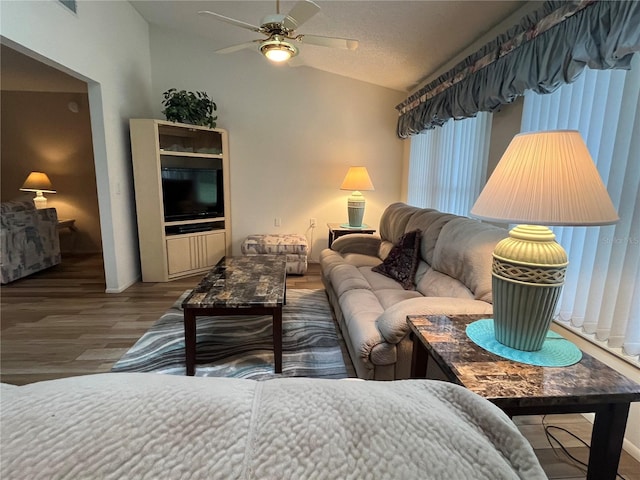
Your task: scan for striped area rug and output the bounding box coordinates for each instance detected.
[111,289,348,379]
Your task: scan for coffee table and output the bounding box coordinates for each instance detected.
[182,255,287,376]
[407,314,640,480]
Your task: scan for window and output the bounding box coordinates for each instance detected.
[521,55,639,364]
[407,112,492,216]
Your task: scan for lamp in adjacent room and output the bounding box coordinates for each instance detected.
[340,166,374,228]
[20,171,56,209]
[470,130,618,351]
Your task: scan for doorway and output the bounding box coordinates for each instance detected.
[0,44,103,264]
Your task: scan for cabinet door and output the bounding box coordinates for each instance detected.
[166,237,193,275]
[202,232,226,268]
[166,232,226,276]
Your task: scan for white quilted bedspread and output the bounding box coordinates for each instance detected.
[1,373,546,479]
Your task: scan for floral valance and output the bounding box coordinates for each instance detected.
[396,0,640,138]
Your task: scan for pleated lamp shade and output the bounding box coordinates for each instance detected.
[471,130,618,226]
[470,130,618,352]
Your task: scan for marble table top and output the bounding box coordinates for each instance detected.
[408,314,640,409]
[182,255,287,309]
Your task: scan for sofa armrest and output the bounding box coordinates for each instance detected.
[375,297,493,344]
[331,234,381,257]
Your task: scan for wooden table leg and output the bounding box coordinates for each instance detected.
[273,307,283,373]
[184,309,196,376]
[587,402,630,480]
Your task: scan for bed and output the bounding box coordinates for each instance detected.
[0,373,546,479]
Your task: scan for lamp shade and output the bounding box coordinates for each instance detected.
[471,130,618,226]
[20,172,56,193]
[340,166,375,191]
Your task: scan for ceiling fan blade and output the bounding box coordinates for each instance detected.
[282,0,320,31]
[215,41,259,54]
[297,34,359,51]
[198,11,262,33]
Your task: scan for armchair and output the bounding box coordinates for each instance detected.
[0,200,61,283]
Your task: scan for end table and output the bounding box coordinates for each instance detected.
[327,223,376,248]
[408,314,640,480]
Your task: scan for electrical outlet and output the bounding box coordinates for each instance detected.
[274,217,281,227]
[310,218,317,228]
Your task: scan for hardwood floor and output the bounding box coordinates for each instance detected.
[1,254,638,479]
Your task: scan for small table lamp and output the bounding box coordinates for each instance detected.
[340,166,374,228]
[471,130,618,351]
[20,171,56,209]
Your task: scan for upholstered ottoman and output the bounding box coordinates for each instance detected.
[241,234,308,275]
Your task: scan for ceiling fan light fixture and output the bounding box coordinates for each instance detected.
[260,36,298,62]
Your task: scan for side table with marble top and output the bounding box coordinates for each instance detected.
[408,314,640,480]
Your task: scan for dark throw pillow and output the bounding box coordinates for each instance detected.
[372,229,421,290]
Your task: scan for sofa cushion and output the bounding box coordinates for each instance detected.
[405,209,456,265]
[341,253,382,268]
[416,268,474,300]
[359,267,407,292]
[376,297,494,344]
[372,230,421,290]
[374,288,423,310]
[432,218,507,303]
[329,264,371,297]
[339,289,384,330]
[378,202,419,244]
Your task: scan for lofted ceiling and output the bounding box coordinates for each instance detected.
[131,0,531,92]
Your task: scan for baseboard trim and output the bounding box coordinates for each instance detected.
[105,276,139,294]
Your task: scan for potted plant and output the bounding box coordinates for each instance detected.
[161,88,217,128]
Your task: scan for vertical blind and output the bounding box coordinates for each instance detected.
[521,55,640,364]
[407,112,492,216]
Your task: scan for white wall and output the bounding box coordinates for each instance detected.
[0,0,153,292]
[148,26,405,260]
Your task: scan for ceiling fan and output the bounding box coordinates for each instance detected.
[198,0,358,63]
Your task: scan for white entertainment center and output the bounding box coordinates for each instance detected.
[129,119,231,282]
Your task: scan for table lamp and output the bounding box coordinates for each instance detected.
[340,166,374,228]
[20,171,56,209]
[470,130,618,351]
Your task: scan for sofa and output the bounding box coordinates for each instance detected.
[0,200,61,284]
[0,373,546,479]
[320,202,508,380]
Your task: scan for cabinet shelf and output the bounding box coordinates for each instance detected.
[130,119,231,282]
[159,150,223,158]
[164,217,225,227]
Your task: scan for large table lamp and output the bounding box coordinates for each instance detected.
[470,130,618,351]
[20,172,56,209]
[340,166,374,228]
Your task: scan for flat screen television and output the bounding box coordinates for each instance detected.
[161,161,224,222]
